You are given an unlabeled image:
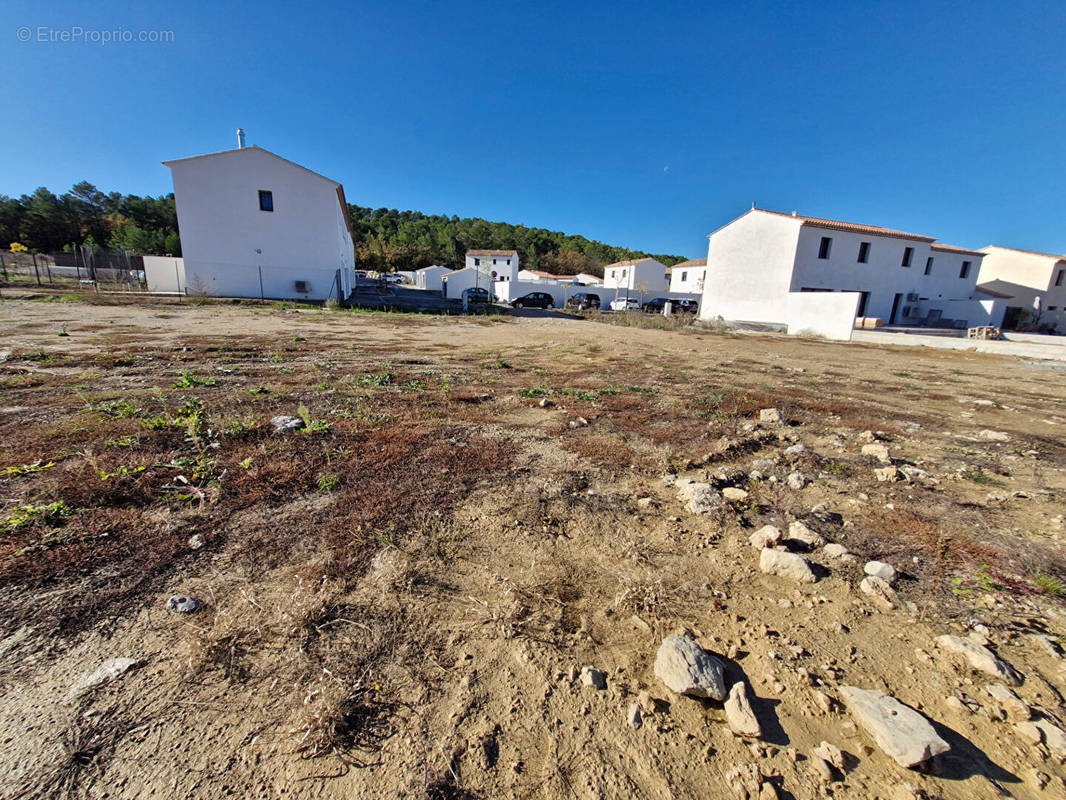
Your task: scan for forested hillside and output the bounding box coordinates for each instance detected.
[0,183,685,276]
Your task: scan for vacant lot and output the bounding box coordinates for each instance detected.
[1,295,1064,799]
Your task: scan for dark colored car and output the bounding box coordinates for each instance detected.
[642,297,699,314]
[566,292,601,310]
[675,299,699,314]
[642,297,671,313]
[511,292,555,309]
[461,287,492,305]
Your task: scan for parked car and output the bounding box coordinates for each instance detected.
[566,292,601,311]
[641,297,671,313]
[609,297,641,311]
[381,273,403,284]
[461,286,493,305]
[674,298,699,314]
[511,292,555,309]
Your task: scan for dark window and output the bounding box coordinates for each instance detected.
[818,237,832,259]
[959,260,971,279]
[924,257,933,275]
[681,271,688,281]
[1056,269,1064,286]
[901,247,913,267]
[1048,306,1059,311]
[474,257,480,266]
[258,190,273,212]
[857,242,870,263]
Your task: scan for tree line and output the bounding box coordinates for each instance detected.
[0,183,685,276]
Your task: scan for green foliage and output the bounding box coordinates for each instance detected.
[318,473,341,491]
[248,385,272,395]
[2,459,56,476]
[357,371,395,387]
[1034,574,1066,596]
[2,500,73,532]
[171,371,217,389]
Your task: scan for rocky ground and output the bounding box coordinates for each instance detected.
[0,294,1064,799]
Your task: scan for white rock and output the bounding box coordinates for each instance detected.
[723,487,750,502]
[875,466,902,482]
[654,634,727,700]
[986,684,1030,721]
[662,473,678,487]
[861,443,892,464]
[580,666,607,690]
[823,543,849,558]
[812,740,845,772]
[839,686,950,768]
[627,703,643,729]
[271,415,305,433]
[864,560,897,583]
[749,525,782,549]
[935,635,1022,686]
[724,682,762,738]
[759,408,782,424]
[759,548,818,583]
[786,472,807,490]
[676,481,721,514]
[978,429,1010,442]
[67,658,138,701]
[1014,721,1043,745]
[788,521,825,549]
[784,444,805,456]
[860,576,900,611]
[1034,719,1066,755]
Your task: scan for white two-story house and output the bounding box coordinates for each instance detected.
[163,144,355,301]
[668,259,707,294]
[698,207,1004,335]
[602,258,669,296]
[465,250,519,282]
[977,246,1066,332]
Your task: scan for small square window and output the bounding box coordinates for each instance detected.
[258,190,273,212]
[960,260,971,279]
[818,237,832,259]
[857,242,870,263]
[901,247,913,267]
[681,271,688,282]
[474,258,480,266]
[924,257,933,275]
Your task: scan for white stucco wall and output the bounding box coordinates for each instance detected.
[165,146,354,301]
[142,256,185,293]
[603,259,669,294]
[466,252,518,281]
[415,266,450,291]
[441,267,496,299]
[785,292,860,341]
[699,210,802,323]
[978,247,1066,331]
[670,267,706,294]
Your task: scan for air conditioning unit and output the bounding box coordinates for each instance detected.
[906,292,919,302]
[294,280,310,293]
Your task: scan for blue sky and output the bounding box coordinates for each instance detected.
[4,0,1064,259]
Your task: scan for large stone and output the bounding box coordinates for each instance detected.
[654,634,727,700]
[724,681,762,738]
[67,657,139,701]
[759,408,782,424]
[1034,720,1066,755]
[986,684,1030,721]
[676,481,721,514]
[580,666,607,690]
[860,576,900,611]
[839,686,950,768]
[749,525,782,550]
[723,487,750,502]
[861,443,892,464]
[875,466,903,482]
[786,472,807,490]
[759,548,818,583]
[788,521,825,549]
[935,635,1023,686]
[271,415,305,433]
[864,561,897,583]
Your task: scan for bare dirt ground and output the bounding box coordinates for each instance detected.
[1,294,1065,800]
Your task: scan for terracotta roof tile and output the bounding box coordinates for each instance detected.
[930,243,985,257]
[467,249,518,257]
[758,209,935,242]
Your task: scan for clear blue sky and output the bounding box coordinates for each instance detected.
[4,0,1064,259]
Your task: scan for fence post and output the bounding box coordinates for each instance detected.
[258,266,264,300]
[32,253,41,285]
[0,253,7,282]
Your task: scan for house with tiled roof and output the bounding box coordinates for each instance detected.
[698,207,1006,339]
[602,257,669,295]
[977,246,1066,332]
[668,258,707,294]
[465,250,518,282]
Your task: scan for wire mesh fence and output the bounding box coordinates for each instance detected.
[0,250,149,292]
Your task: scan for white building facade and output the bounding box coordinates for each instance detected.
[977,246,1066,332]
[699,209,1004,339]
[163,145,355,302]
[414,265,451,292]
[465,250,518,282]
[602,258,669,296]
[668,259,707,294]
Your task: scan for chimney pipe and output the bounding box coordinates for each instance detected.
[236,128,246,149]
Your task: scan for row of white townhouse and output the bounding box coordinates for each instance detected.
[157,142,1063,337]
